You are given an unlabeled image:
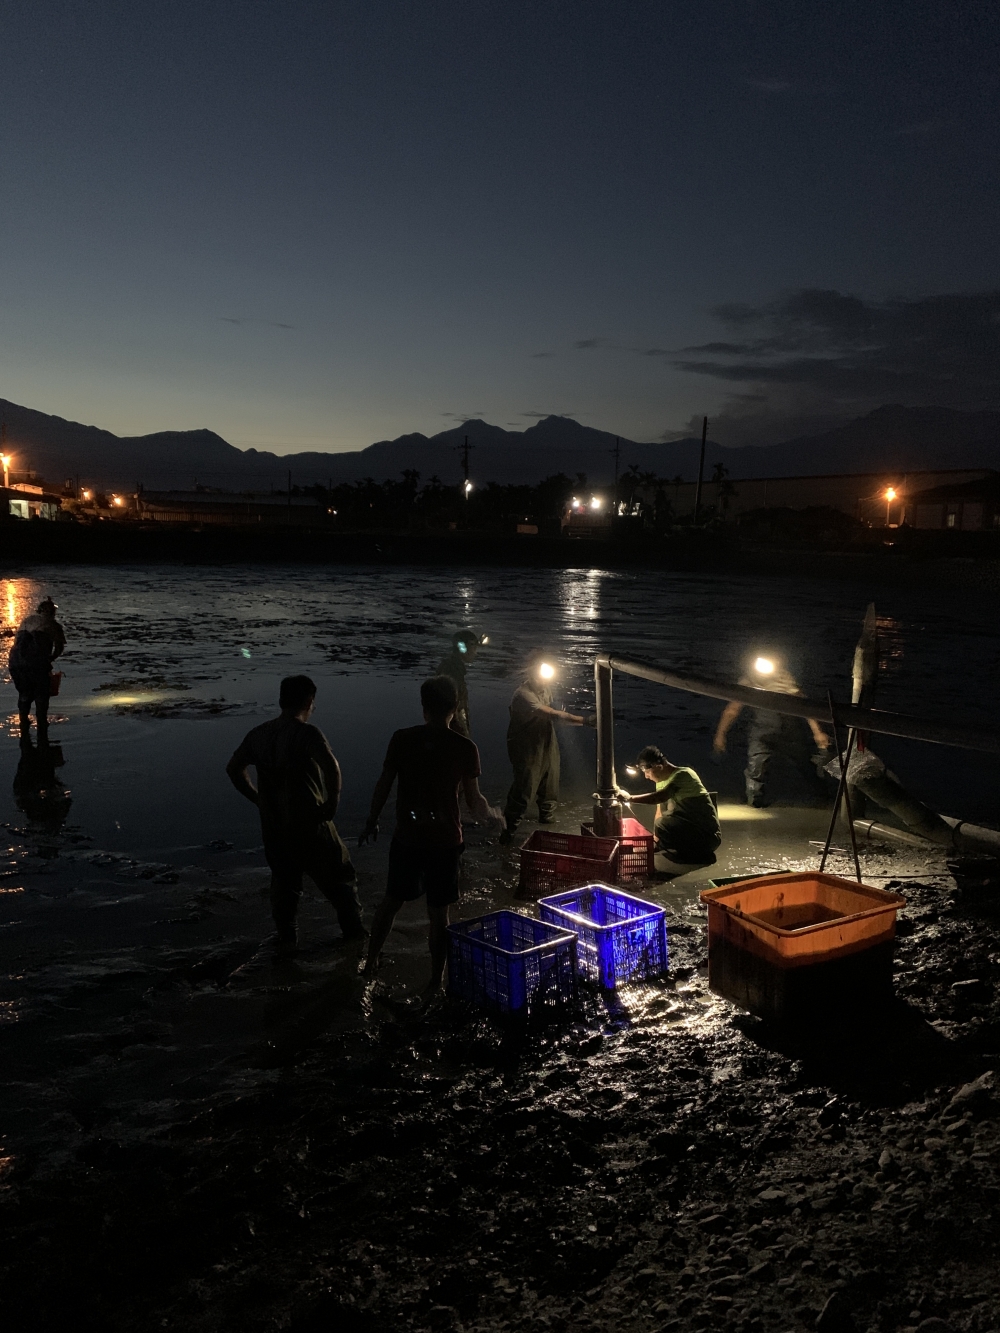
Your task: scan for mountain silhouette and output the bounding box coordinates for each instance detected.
[0,398,997,492]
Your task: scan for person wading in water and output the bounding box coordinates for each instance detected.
[227,674,365,956]
[9,596,66,737]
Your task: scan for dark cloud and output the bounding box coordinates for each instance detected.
[521,411,576,419]
[573,338,609,350]
[667,288,1000,445]
[220,316,294,329]
[530,350,556,358]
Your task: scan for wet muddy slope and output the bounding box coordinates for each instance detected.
[4,863,1000,1333]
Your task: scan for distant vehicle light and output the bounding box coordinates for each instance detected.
[81,490,92,501]
[753,656,775,675]
[590,496,602,510]
[112,495,124,507]
[538,662,556,680]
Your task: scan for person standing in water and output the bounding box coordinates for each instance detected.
[713,654,829,807]
[617,745,721,872]
[359,675,503,996]
[9,596,66,736]
[226,674,365,955]
[500,653,591,843]
[434,628,484,738]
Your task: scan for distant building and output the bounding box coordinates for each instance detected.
[135,490,328,527]
[3,483,64,520]
[902,474,1000,531]
[663,467,994,524]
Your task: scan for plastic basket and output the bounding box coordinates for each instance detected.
[447,910,578,1016]
[539,883,668,989]
[699,872,905,1020]
[518,831,620,899]
[581,817,654,880]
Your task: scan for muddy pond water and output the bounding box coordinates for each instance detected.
[1,562,998,1157]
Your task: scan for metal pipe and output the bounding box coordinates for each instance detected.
[595,658,615,798]
[595,654,1000,755]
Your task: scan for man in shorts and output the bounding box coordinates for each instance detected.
[226,674,365,954]
[359,675,504,994]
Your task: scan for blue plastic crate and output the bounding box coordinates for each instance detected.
[539,883,668,989]
[447,910,578,1016]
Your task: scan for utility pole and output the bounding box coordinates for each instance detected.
[692,416,708,525]
[457,434,474,502]
[611,436,621,508]
[287,468,292,511]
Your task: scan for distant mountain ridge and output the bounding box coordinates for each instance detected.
[0,398,997,492]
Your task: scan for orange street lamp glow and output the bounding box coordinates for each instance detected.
[0,454,10,488]
[884,486,898,525]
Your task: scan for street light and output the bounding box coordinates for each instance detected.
[0,454,10,489]
[590,496,602,510]
[884,486,897,526]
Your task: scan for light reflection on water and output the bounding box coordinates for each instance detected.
[0,562,994,856]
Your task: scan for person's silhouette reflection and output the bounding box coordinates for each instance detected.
[13,737,72,831]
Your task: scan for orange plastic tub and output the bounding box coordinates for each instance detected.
[700,872,905,1021]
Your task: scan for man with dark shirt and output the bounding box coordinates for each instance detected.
[359,675,503,994]
[434,628,482,738]
[226,674,364,954]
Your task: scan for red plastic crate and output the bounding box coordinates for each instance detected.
[517,831,620,900]
[582,817,654,881]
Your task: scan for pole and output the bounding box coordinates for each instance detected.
[288,469,292,510]
[820,691,862,882]
[593,658,620,835]
[594,653,1000,755]
[693,416,707,525]
[613,437,620,507]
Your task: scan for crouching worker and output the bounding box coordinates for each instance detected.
[359,675,504,997]
[227,674,365,955]
[618,745,721,876]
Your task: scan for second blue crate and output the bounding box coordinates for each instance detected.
[447,910,578,1016]
[538,883,668,989]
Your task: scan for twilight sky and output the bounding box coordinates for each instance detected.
[1,0,998,453]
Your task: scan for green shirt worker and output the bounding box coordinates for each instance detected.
[617,745,721,869]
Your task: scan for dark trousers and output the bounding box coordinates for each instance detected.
[654,817,721,866]
[504,738,560,832]
[265,824,364,940]
[746,715,826,807]
[13,673,50,728]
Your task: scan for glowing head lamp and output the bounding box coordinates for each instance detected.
[538,662,555,681]
[753,656,775,676]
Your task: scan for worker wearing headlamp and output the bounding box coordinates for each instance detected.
[713,654,830,807]
[617,746,720,871]
[500,653,593,842]
[435,628,485,738]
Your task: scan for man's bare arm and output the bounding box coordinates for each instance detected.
[713,700,743,752]
[315,748,343,819]
[807,718,831,749]
[226,754,259,805]
[461,777,505,826]
[359,762,397,844]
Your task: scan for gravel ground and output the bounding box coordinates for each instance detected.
[3,843,1000,1333]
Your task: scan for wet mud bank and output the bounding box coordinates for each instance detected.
[2,522,1000,590]
[4,856,1000,1333]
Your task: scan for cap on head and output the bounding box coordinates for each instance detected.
[37,597,57,615]
[279,674,317,710]
[452,628,481,655]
